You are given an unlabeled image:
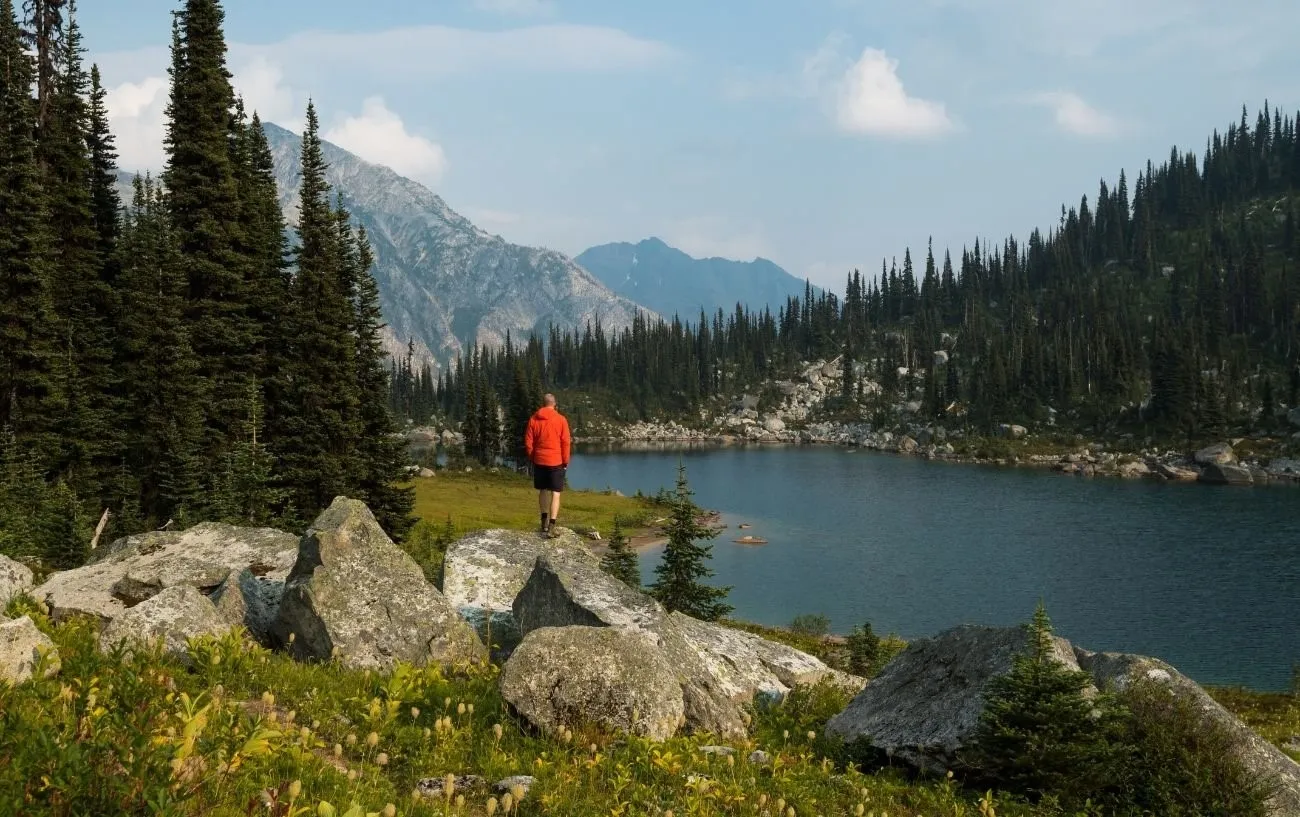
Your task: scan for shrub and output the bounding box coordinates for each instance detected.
[846,622,881,675]
[790,614,831,637]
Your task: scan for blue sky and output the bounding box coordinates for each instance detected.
[84,0,1300,292]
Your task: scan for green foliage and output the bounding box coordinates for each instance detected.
[402,514,457,587]
[846,621,883,676]
[962,602,1124,804]
[210,382,287,528]
[599,516,640,588]
[648,461,732,621]
[789,613,831,637]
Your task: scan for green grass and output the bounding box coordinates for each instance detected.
[408,470,654,539]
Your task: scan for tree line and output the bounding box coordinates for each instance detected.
[0,0,411,568]
[421,103,1300,445]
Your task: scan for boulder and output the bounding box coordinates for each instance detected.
[1077,649,1300,816]
[998,423,1028,439]
[98,585,233,660]
[897,435,918,454]
[211,568,286,646]
[1194,442,1236,466]
[1199,463,1254,486]
[738,394,760,411]
[762,417,786,434]
[1117,460,1151,479]
[500,626,685,741]
[512,552,666,637]
[417,467,436,478]
[441,528,596,657]
[0,554,33,606]
[1156,463,1199,481]
[37,522,297,623]
[273,497,486,669]
[0,615,59,683]
[825,625,1080,774]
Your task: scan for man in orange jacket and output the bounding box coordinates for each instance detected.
[524,393,572,538]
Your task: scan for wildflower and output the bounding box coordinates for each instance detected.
[486,797,499,815]
[589,742,598,754]
[467,703,474,714]
[501,793,514,812]
[262,691,275,707]
[376,752,389,766]
[457,702,466,715]
[411,706,420,720]
[455,795,465,808]
[288,781,302,800]
[366,731,379,748]
[776,798,786,813]
[786,808,796,817]
[855,806,865,816]
[333,743,343,758]
[383,806,396,817]
[312,719,320,729]
[444,696,452,709]
[444,773,456,798]
[347,769,358,782]
[806,730,815,741]
[663,810,673,817]
[492,723,503,741]
[727,754,735,767]
[288,632,296,644]
[510,783,526,802]
[346,733,357,746]
[300,726,311,741]
[423,727,432,740]
[210,653,221,666]
[758,794,768,807]
[782,730,789,741]
[318,804,335,817]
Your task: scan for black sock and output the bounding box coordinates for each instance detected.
[540,513,549,528]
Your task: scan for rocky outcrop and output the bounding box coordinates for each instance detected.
[273,497,486,670]
[826,624,1300,812]
[825,625,1079,774]
[211,568,286,646]
[441,527,596,657]
[510,555,859,738]
[0,554,33,606]
[1194,442,1236,466]
[500,626,685,741]
[0,615,59,683]
[1076,649,1300,817]
[36,522,298,623]
[98,585,234,661]
[1199,462,1254,485]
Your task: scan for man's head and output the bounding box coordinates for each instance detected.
[543,393,557,408]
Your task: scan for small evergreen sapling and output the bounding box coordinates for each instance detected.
[649,461,732,621]
[600,517,640,588]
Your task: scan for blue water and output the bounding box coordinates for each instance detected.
[569,444,1300,691]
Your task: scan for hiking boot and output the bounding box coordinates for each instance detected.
[546,522,562,539]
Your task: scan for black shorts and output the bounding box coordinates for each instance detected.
[533,464,567,492]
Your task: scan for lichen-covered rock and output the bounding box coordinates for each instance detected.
[825,625,1081,774]
[212,568,286,646]
[0,615,59,683]
[0,554,33,606]
[1077,649,1300,817]
[98,585,232,660]
[442,527,596,657]
[1199,462,1254,485]
[500,626,685,741]
[273,497,486,669]
[37,521,297,622]
[1194,441,1237,466]
[512,552,666,637]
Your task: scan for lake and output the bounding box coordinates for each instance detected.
[569,443,1300,691]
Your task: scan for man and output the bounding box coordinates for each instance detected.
[524,393,572,538]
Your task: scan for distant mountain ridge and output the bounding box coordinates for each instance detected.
[575,237,816,319]
[117,126,651,373]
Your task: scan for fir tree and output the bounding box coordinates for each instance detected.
[600,517,640,588]
[649,461,731,621]
[0,0,62,462]
[210,380,286,526]
[85,63,119,261]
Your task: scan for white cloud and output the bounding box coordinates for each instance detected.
[324,97,449,184]
[472,0,557,17]
[660,216,772,262]
[835,47,954,138]
[234,56,303,132]
[105,76,168,174]
[1026,91,1122,137]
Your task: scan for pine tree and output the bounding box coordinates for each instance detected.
[649,461,731,621]
[600,517,640,588]
[271,102,361,522]
[210,380,286,526]
[348,222,414,537]
[86,64,119,261]
[163,0,255,466]
[115,176,204,523]
[962,602,1122,802]
[0,0,62,462]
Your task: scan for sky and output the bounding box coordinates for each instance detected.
[84,0,1300,293]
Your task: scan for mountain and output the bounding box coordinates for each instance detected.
[575,237,815,319]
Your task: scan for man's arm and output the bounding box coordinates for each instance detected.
[524,420,535,460]
[561,418,571,467]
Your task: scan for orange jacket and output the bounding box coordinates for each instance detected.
[525,406,572,467]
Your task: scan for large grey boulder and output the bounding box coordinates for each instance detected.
[211,568,286,646]
[0,615,59,684]
[1199,462,1254,486]
[500,626,685,741]
[273,497,486,670]
[0,554,33,606]
[1194,442,1236,466]
[1077,649,1300,817]
[98,585,232,661]
[37,521,297,622]
[825,625,1080,774]
[442,528,596,657]
[512,557,859,738]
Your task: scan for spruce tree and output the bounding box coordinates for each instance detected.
[600,517,640,588]
[0,0,62,462]
[86,64,119,261]
[114,177,205,523]
[163,0,255,465]
[649,461,731,621]
[271,102,361,522]
[210,380,285,526]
